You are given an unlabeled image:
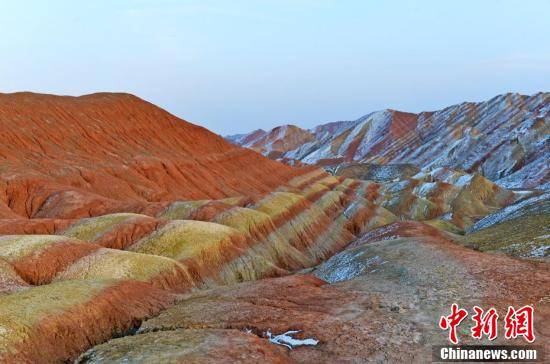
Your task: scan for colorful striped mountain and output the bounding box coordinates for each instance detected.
[0,92,547,363]
[228,92,549,189]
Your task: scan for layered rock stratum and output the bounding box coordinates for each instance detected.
[0,92,548,363]
[0,92,305,219]
[228,92,549,189]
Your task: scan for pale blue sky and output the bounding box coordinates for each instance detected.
[1,0,549,135]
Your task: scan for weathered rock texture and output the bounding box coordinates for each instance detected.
[0,92,306,219]
[229,92,549,189]
[0,94,399,363]
[0,92,548,363]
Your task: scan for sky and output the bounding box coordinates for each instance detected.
[1,0,549,135]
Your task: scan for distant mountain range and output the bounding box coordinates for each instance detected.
[228,92,549,189]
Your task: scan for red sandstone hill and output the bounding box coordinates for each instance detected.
[0,92,303,219]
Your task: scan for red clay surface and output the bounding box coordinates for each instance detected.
[0,92,305,219]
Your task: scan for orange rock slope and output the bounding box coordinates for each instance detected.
[0,92,305,219]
